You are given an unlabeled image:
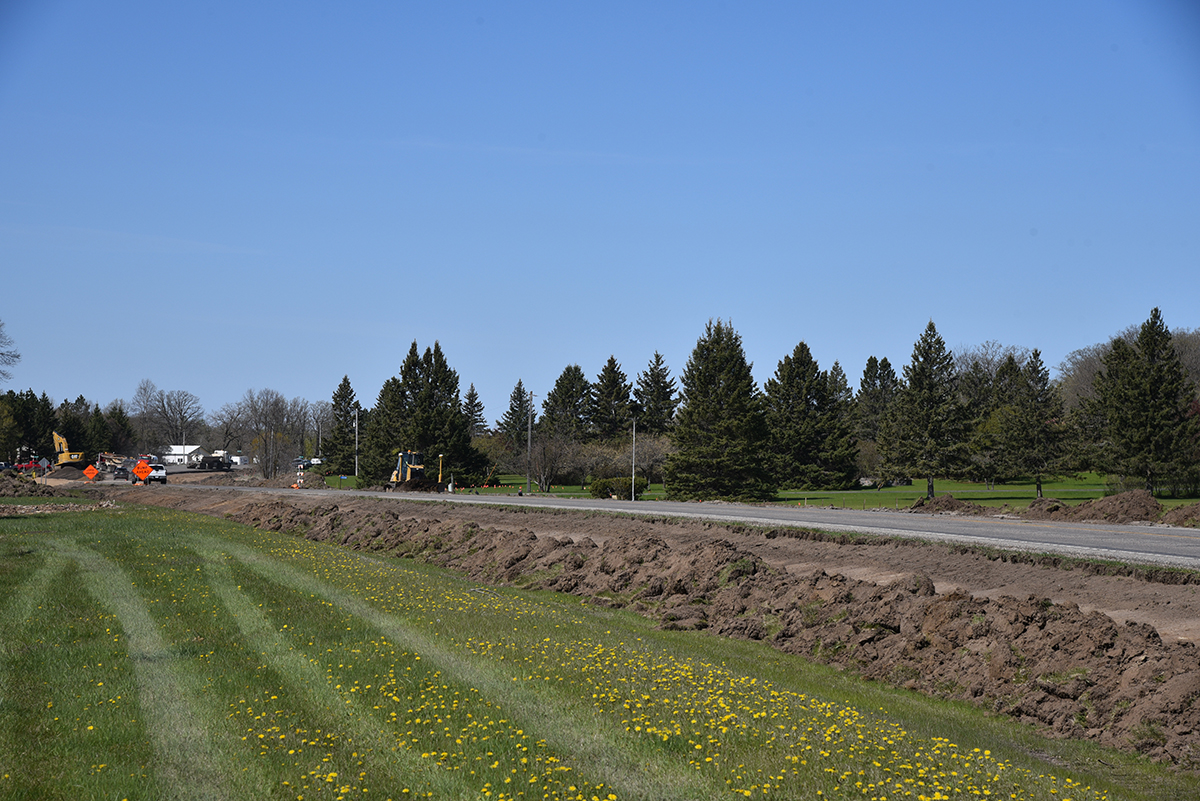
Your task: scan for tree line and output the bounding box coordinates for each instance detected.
[2,310,1197,498]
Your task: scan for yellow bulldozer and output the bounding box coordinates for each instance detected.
[53,432,86,468]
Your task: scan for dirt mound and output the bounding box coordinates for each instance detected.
[1024,490,1163,524]
[97,486,1200,766]
[0,472,75,498]
[909,494,988,515]
[46,465,86,480]
[1163,503,1200,528]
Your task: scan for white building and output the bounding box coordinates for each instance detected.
[163,445,210,465]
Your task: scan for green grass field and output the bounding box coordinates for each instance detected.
[2,501,1195,800]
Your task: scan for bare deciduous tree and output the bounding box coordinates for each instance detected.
[0,320,20,383]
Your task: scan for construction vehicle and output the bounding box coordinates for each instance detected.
[187,455,232,471]
[388,451,425,486]
[53,432,85,468]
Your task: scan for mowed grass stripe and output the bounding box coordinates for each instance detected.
[203,535,713,800]
[197,548,462,796]
[51,539,230,801]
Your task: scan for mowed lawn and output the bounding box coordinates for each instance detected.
[1,503,1194,800]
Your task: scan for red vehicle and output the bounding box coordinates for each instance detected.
[14,459,39,472]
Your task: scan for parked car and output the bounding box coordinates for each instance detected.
[146,463,168,485]
[0,461,9,470]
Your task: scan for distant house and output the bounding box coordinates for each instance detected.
[164,445,210,465]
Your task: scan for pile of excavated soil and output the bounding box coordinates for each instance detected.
[909,494,989,515]
[1163,503,1200,528]
[96,485,1200,767]
[0,473,75,498]
[1023,490,1164,524]
[45,465,86,480]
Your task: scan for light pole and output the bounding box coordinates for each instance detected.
[354,407,359,477]
[631,416,636,501]
[526,391,535,494]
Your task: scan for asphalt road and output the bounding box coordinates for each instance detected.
[158,479,1200,570]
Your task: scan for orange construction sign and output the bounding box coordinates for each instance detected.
[83,465,98,481]
[132,461,152,482]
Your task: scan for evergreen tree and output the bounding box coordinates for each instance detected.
[402,341,480,480]
[590,356,632,441]
[326,375,360,475]
[878,321,966,499]
[541,365,591,441]
[463,384,487,438]
[498,380,535,450]
[821,361,859,489]
[104,401,137,455]
[764,342,827,489]
[86,403,112,460]
[996,349,1065,498]
[360,376,406,482]
[856,356,898,442]
[55,396,91,462]
[665,320,775,501]
[633,352,678,434]
[1091,308,1199,492]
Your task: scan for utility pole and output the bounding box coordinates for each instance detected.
[354,407,359,477]
[631,416,636,501]
[526,391,535,494]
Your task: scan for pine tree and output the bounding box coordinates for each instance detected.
[541,365,591,441]
[820,361,859,489]
[764,342,828,489]
[856,356,898,442]
[463,384,487,438]
[590,356,632,441]
[498,380,535,450]
[86,403,111,461]
[996,349,1065,498]
[326,376,360,476]
[1092,308,1199,492]
[879,321,966,499]
[360,376,406,482]
[665,320,775,501]
[633,352,678,434]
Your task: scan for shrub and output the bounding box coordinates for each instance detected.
[588,476,648,501]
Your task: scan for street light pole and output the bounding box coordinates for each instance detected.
[354,407,359,477]
[631,416,636,501]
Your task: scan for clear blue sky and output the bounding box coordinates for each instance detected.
[3,1,1198,423]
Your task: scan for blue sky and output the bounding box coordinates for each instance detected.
[3,1,1198,424]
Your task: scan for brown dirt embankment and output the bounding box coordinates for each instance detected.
[78,484,1200,768]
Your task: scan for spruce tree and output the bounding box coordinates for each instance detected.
[856,356,898,442]
[326,376,360,476]
[1092,308,1198,492]
[633,352,678,434]
[541,365,591,441]
[360,376,406,482]
[463,384,487,438]
[665,320,775,501]
[590,356,632,441]
[820,361,859,489]
[499,380,535,450]
[878,321,966,499]
[996,349,1065,498]
[764,342,827,489]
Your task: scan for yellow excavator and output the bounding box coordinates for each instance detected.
[54,431,86,468]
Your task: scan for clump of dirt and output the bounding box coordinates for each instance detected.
[909,494,988,515]
[1025,490,1163,524]
[0,472,75,498]
[1163,503,1200,528]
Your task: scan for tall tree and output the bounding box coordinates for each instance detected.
[996,349,1066,498]
[878,320,966,499]
[590,356,632,441]
[821,361,859,489]
[856,356,899,443]
[498,379,535,450]
[397,341,480,481]
[326,375,360,475]
[541,365,592,441]
[0,320,20,384]
[633,352,678,434]
[764,342,827,489]
[463,384,488,438]
[665,319,775,501]
[1091,308,1199,493]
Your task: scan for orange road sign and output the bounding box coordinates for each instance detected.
[83,465,98,481]
[133,461,152,481]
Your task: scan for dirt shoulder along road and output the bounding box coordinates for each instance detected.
[14,472,1200,767]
